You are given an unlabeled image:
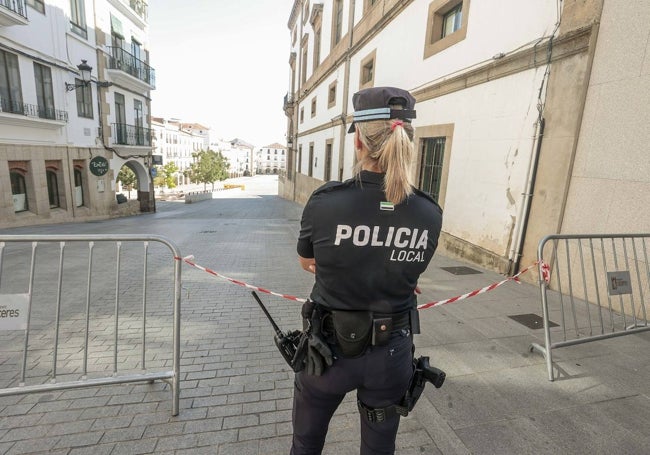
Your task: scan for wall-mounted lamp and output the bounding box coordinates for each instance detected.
[65,60,113,92]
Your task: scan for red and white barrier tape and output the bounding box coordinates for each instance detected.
[416,261,541,310]
[176,255,548,310]
[176,255,308,302]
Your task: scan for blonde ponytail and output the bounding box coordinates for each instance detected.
[355,120,415,205]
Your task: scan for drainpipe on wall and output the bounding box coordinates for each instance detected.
[337,0,356,180]
[509,117,545,276]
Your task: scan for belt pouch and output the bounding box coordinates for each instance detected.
[371,318,393,346]
[331,310,373,357]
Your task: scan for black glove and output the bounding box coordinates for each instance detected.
[305,332,333,376]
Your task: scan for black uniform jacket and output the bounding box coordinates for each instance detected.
[297,171,443,314]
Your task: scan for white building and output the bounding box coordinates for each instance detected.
[256,143,287,175]
[0,0,155,228]
[151,117,205,184]
[212,138,255,178]
[282,0,650,277]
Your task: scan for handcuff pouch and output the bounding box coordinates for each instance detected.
[331,310,372,358]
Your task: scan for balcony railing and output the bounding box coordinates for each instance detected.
[0,0,27,19]
[129,0,147,21]
[0,97,68,122]
[107,46,155,88]
[283,93,294,110]
[112,123,152,147]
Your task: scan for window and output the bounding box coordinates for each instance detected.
[415,123,453,206]
[47,170,60,208]
[313,23,321,72]
[70,0,87,39]
[131,38,142,61]
[114,92,127,144]
[131,38,143,77]
[111,15,124,49]
[311,97,317,118]
[300,106,304,123]
[301,36,308,85]
[75,78,93,118]
[74,167,84,207]
[10,171,28,212]
[34,63,55,120]
[359,50,376,89]
[308,143,314,177]
[27,0,45,14]
[0,50,23,114]
[418,137,445,202]
[332,0,344,48]
[298,145,303,173]
[442,3,462,38]
[134,99,144,145]
[324,140,333,181]
[424,0,470,59]
[328,81,337,108]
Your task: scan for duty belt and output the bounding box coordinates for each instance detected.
[373,311,412,331]
[321,308,419,334]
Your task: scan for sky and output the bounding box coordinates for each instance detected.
[148,1,295,147]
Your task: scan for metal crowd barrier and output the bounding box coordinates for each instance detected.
[531,234,650,381]
[0,235,181,415]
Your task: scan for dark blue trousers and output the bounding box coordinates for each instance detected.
[290,331,413,455]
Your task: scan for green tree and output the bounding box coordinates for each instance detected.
[188,150,230,190]
[160,162,179,189]
[116,166,137,199]
[153,170,166,189]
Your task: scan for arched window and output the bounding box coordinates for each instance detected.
[10,171,28,212]
[74,168,84,207]
[46,170,60,208]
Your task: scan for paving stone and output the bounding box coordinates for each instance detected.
[53,431,103,449]
[5,436,57,454]
[222,414,258,430]
[110,438,157,454]
[100,425,145,443]
[68,443,116,455]
[217,439,259,455]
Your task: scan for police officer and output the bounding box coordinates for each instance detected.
[291,87,443,455]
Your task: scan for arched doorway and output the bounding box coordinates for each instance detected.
[114,159,154,212]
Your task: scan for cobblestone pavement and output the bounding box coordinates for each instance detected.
[1,175,650,454]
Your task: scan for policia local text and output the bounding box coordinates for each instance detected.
[334,224,429,263]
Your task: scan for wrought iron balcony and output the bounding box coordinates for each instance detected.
[112,123,152,147]
[0,0,28,25]
[284,93,295,117]
[107,46,155,88]
[129,0,147,21]
[0,98,68,122]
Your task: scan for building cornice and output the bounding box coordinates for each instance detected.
[296,24,594,139]
[413,25,593,102]
[288,0,302,29]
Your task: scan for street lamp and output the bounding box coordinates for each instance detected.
[65,60,112,91]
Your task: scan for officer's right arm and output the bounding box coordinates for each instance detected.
[299,256,316,274]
